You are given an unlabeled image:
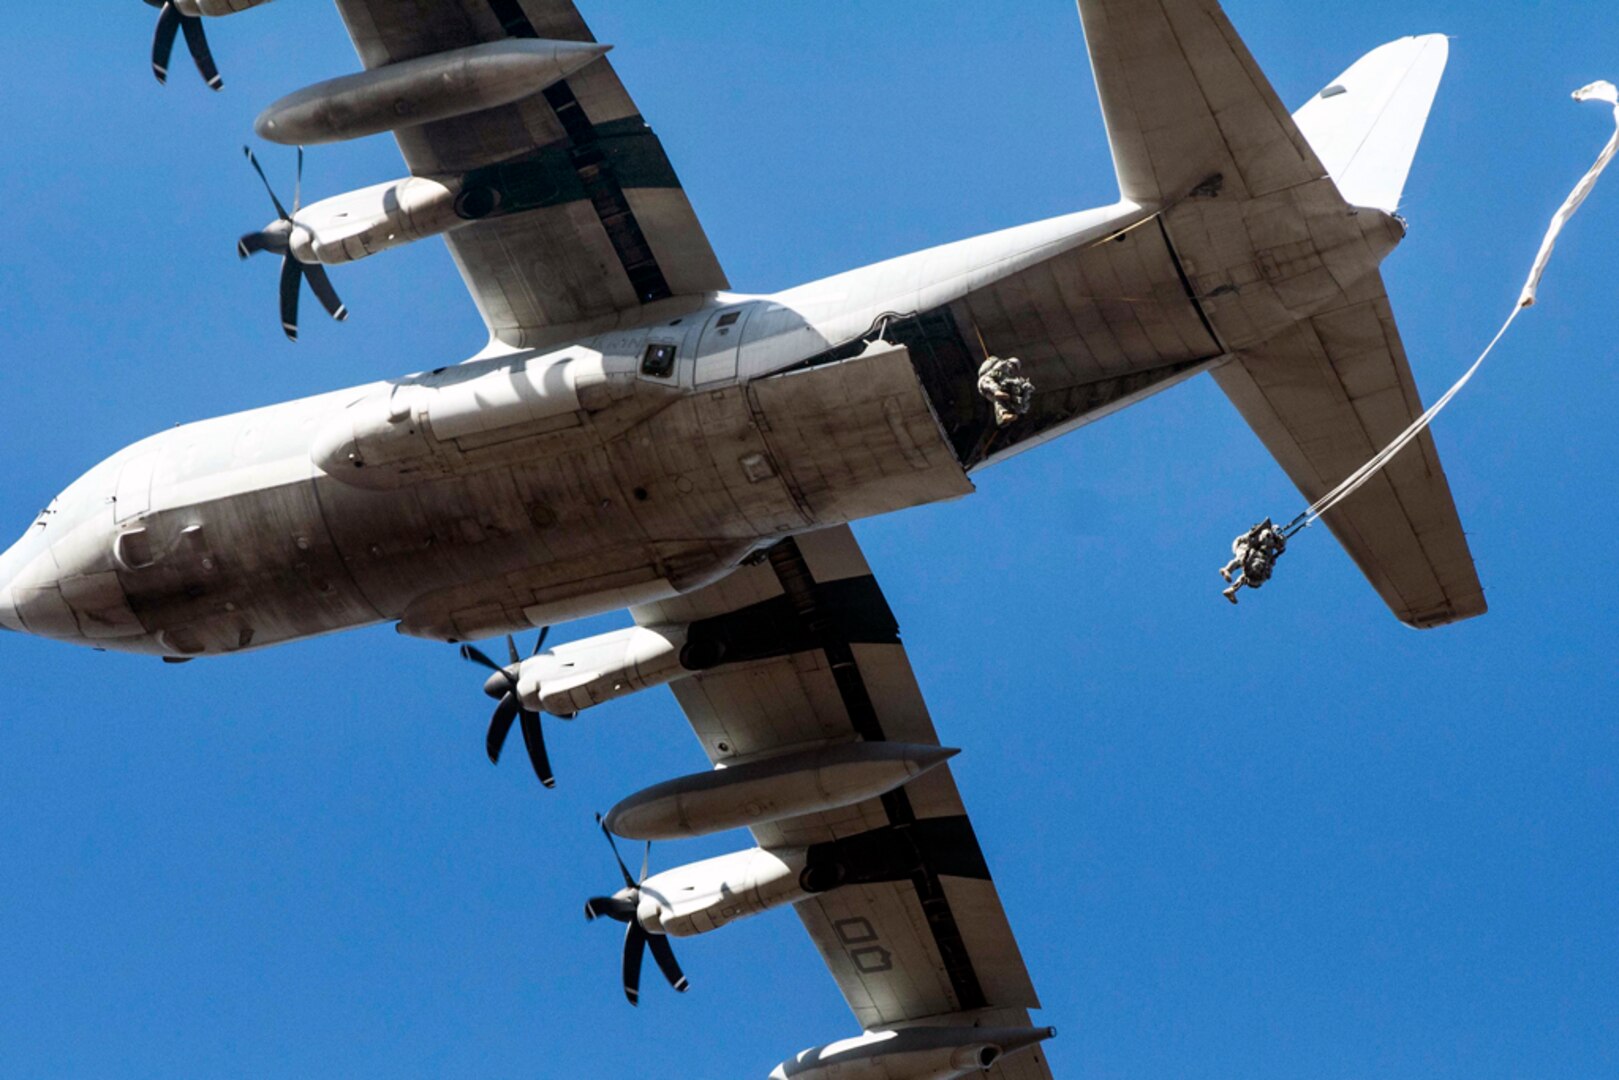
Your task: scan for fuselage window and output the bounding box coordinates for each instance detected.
[641,343,678,378]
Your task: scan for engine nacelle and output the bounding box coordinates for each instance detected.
[638,847,809,939]
[176,0,271,15]
[516,624,689,717]
[285,175,472,268]
[769,1026,1057,1080]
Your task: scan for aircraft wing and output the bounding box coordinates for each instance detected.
[631,527,1055,1077]
[1212,287,1487,627]
[331,0,728,347]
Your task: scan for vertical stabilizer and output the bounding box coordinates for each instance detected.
[1292,35,1450,214]
[1076,0,1326,207]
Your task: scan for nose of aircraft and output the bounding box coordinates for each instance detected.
[0,531,37,634]
[0,536,27,633]
[0,520,77,639]
[0,451,160,651]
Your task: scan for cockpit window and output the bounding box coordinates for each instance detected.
[641,343,678,379]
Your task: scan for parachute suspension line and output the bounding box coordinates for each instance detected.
[1274,79,1619,543]
[1278,308,1517,540]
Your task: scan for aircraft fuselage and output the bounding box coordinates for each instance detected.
[0,184,1400,658]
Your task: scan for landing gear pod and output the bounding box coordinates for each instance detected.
[770,1025,1056,1080]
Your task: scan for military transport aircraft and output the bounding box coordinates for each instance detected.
[2,1,1485,1076]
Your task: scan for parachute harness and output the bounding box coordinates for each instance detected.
[1226,81,1619,598]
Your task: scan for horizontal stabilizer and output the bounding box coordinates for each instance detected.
[1213,285,1486,628]
[1292,35,1450,213]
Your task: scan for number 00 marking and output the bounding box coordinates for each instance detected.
[832,917,893,973]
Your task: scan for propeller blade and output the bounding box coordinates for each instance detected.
[236,233,271,262]
[584,895,636,924]
[302,263,348,323]
[485,694,519,765]
[459,644,503,674]
[518,711,555,788]
[294,146,304,213]
[505,634,521,666]
[278,256,302,342]
[150,3,181,85]
[597,813,637,889]
[533,626,550,655]
[646,934,689,994]
[639,841,650,886]
[243,146,290,221]
[622,922,647,1006]
[178,12,222,91]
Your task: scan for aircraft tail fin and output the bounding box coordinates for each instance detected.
[1291,35,1450,214]
[1076,0,1326,207]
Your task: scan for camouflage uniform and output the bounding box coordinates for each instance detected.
[1222,519,1287,604]
[977,356,1034,427]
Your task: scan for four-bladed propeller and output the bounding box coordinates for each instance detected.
[460,629,556,789]
[145,0,222,91]
[237,146,348,342]
[585,815,688,1006]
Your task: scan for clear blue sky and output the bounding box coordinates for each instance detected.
[1,3,1615,1078]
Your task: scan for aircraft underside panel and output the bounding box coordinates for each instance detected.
[115,477,381,656]
[745,342,975,524]
[316,419,783,644]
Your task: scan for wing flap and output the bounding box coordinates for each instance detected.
[799,882,956,1024]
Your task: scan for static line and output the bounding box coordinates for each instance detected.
[1264,80,1618,546]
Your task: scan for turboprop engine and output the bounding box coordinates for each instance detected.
[514,624,691,718]
[632,845,810,939]
[454,622,694,791]
[235,165,529,340]
[144,0,273,90]
[584,820,809,1004]
[769,1026,1057,1080]
[451,622,714,792]
[584,742,974,999]
[488,583,912,721]
[446,615,731,793]
[258,173,474,266]
[237,148,351,341]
